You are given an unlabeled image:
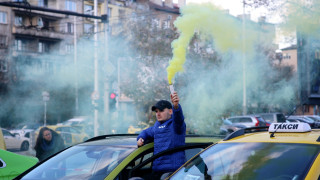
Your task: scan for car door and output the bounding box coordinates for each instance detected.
[2,129,19,149]
[114,143,212,180]
[56,127,73,146]
[69,127,82,143]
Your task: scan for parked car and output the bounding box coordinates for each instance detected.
[304,115,320,121]
[219,119,246,135]
[300,115,320,122]
[14,134,223,180]
[0,127,6,150]
[286,116,317,127]
[2,129,29,151]
[255,112,286,123]
[61,117,94,137]
[10,122,41,140]
[226,115,268,128]
[167,123,320,179]
[0,149,38,179]
[34,125,90,147]
[128,122,149,134]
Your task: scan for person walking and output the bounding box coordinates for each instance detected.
[34,127,65,161]
[137,91,186,179]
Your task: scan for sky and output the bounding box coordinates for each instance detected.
[182,0,289,49]
[184,0,278,23]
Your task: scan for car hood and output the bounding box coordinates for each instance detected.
[0,149,38,179]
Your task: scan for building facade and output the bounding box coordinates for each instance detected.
[297,32,320,115]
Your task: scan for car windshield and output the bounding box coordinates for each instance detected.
[21,145,136,180]
[170,142,319,180]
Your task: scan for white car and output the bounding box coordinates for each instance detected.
[2,129,30,151]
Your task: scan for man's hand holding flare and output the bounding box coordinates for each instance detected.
[171,92,179,109]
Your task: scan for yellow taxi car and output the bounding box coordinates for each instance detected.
[128,122,149,134]
[167,123,320,180]
[14,134,223,180]
[0,127,6,150]
[35,125,90,147]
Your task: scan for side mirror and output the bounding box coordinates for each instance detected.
[14,133,20,137]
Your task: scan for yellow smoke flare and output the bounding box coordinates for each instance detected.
[167,3,243,84]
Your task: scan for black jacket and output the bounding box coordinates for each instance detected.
[35,130,65,161]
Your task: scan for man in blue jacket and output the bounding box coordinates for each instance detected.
[137,91,186,179]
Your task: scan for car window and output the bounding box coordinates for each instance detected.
[223,120,232,125]
[127,145,210,179]
[63,127,70,133]
[257,117,266,123]
[228,118,239,123]
[134,152,153,167]
[260,114,273,122]
[2,130,13,137]
[277,114,286,123]
[21,145,136,180]
[170,143,319,180]
[70,127,81,134]
[25,132,30,138]
[239,118,252,123]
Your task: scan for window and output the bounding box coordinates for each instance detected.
[163,21,170,29]
[0,60,7,72]
[15,16,23,26]
[15,39,23,51]
[65,0,76,12]
[171,143,319,180]
[38,42,49,53]
[119,9,125,17]
[108,7,112,18]
[315,50,320,60]
[283,53,291,59]
[0,35,6,48]
[152,18,160,28]
[84,4,93,15]
[67,23,74,33]
[66,44,73,53]
[38,0,48,7]
[84,23,94,33]
[38,17,44,28]
[0,11,7,24]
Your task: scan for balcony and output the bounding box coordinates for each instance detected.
[12,26,72,40]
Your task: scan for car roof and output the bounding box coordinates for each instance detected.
[81,136,138,147]
[77,134,222,147]
[255,112,283,115]
[221,129,320,144]
[228,115,261,118]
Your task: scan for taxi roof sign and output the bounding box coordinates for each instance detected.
[269,123,311,133]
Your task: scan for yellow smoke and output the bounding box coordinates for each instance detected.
[167,3,244,84]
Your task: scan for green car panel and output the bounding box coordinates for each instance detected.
[0,149,38,180]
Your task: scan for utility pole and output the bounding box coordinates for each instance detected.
[242,0,247,115]
[93,0,99,136]
[104,0,110,134]
[74,16,79,115]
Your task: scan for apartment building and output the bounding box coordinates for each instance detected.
[0,0,85,94]
[280,45,297,72]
